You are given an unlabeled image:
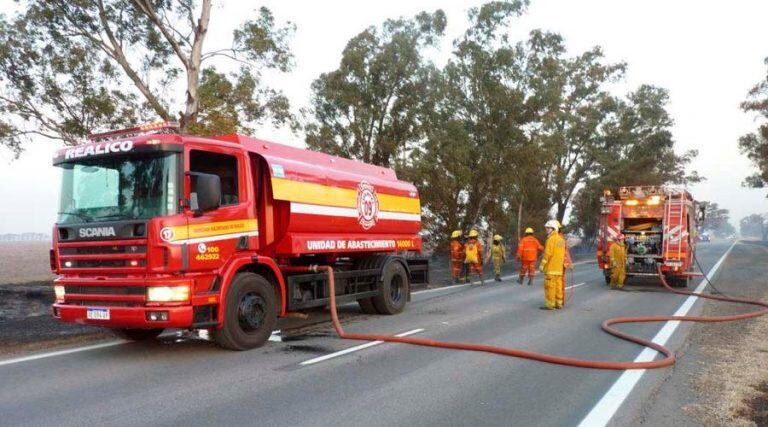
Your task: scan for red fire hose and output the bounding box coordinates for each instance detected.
[287,264,768,370]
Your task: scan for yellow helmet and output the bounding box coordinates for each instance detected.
[524,227,534,234]
[450,230,462,239]
[493,234,502,241]
[468,229,479,238]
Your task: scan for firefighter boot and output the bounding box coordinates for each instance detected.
[527,277,533,286]
[517,276,523,285]
[495,274,501,282]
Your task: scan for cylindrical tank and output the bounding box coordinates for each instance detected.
[226,135,422,256]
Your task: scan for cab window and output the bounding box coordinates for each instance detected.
[190,150,239,205]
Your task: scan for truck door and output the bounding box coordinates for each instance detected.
[183,145,255,291]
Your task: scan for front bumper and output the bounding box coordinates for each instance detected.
[52,303,194,329]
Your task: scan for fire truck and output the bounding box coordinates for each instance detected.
[596,186,701,288]
[50,122,428,350]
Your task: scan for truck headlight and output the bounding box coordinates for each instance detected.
[147,285,189,302]
[54,285,65,302]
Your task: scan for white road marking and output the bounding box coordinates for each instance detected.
[577,241,737,427]
[268,330,282,342]
[0,341,127,367]
[299,328,425,366]
[413,279,588,296]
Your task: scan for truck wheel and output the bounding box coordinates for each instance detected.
[113,328,163,341]
[672,276,690,288]
[357,298,378,314]
[214,273,277,351]
[372,261,408,315]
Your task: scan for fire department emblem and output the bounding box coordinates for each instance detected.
[160,227,175,242]
[356,181,379,230]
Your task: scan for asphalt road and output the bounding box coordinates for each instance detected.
[0,241,736,426]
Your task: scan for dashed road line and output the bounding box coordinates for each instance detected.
[299,328,425,366]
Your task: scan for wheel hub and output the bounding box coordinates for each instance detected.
[237,292,266,332]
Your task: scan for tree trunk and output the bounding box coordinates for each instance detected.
[556,200,567,224]
[517,197,523,242]
[181,0,211,131]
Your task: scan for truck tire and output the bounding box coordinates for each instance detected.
[214,272,278,351]
[113,328,163,341]
[372,261,409,315]
[671,276,690,288]
[357,297,378,314]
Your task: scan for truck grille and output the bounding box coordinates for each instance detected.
[64,285,145,295]
[57,240,147,272]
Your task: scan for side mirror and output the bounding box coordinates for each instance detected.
[189,172,221,215]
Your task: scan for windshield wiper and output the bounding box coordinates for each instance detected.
[95,213,134,221]
[57,211,93,222]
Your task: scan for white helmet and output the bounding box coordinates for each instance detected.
[544,220,560,231]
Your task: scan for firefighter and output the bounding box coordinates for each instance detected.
[490,234,506,281]
[539,220,566,310]
[516,227,543,285]
[609,234,628,289]
[464,229,484,284]
[450,230,465,284]
[558,221,574,306]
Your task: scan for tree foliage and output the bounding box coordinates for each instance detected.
[698,201,735,238]
[304,10,446,167]
[0,1,295,155]
[569,85,701,243]
[739,57,768,190]
[305,1,698,249]
[740,213,768,240]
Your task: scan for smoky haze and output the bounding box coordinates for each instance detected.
[0,0,765,234]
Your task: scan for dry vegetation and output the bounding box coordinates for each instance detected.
[0,242,53,285]
[689,291,768,426]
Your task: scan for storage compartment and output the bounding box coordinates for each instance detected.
[622,217,663,275]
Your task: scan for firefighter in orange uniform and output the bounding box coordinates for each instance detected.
[516,227,543,285]
[450,230,465,284]
[464,229,484,284]
[539,220,566,310]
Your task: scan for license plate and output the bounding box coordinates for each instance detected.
[86,308,110,320]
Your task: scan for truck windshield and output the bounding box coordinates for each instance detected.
[57,153,177,224]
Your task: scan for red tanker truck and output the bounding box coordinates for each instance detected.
[596,186,701,288]
[50,122,428,350]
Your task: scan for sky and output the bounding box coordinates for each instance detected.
[1,0,767,234]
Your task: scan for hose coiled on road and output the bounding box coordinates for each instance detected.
[290,261,768,370]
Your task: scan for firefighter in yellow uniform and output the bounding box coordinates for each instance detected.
[464,229,484,285]
[539,220,566,310]
[609,234,628,288]
[490,234,506,281]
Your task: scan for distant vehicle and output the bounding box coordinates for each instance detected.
[699,233,710,242]
[596,186,700,288]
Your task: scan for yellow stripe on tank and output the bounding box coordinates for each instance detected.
[271,177,420,214]
[164,219,258,242]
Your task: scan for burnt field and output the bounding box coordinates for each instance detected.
[0,241,54,285]
[0,242,106,352]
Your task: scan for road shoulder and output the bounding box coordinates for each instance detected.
[638,241,768,426]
